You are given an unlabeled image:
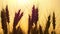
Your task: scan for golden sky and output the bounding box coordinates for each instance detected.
[0,0,60,34]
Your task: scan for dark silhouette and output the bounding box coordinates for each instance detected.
[39,25,43,34]
[31,6,38,34]
[13,9,23,27]
[1,9,7,34]
[13,9,23,34]
[51,12,56,34]
[28,15,33,34]
[32,5,38,25]
[52,12,56,30]
[44,15,51,34]
[28,5,38,34]
[5,5,10,24]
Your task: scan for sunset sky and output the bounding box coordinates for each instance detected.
[0,0,60,34]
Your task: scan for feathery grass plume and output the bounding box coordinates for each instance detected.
[5,5,10,24]
[1,9,7,34]
[13,9,23,27]
[44,15,51,34]
[31,5,38,34]
[32,5,38,25]
[39,25,43,34]
[16,26,23,34]
[32,5,35,23]
[28,5,36,34]
[52,12,56,29]
[13,9,23,34]
[28,5,38,34]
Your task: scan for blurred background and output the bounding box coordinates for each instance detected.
[0,0,60,34]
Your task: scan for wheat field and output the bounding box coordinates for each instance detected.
[0,0,60,34]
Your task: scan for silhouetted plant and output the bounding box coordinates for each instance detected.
[44,15,51,34]
[1,9,7,34]
[13,9,23,27]
[5,5,10,24]
[31,5,38,34]
[39,25,43,34]
[28,5,38,34]
[32,5,38,25]
[13,9,23,34]
[51,12,56,34]
[52,12,56,30]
